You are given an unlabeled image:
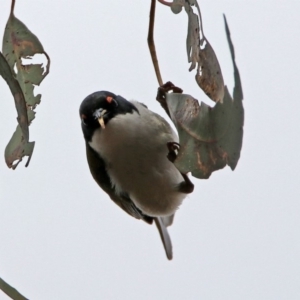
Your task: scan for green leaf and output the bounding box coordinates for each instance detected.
[1,0,50,169]
[4,125,35,170]
[0,51,29,141]
[165,16,244,179]
[169,0,224,102]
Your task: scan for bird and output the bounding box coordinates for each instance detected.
[79,90,194,260]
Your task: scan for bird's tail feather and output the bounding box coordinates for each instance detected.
[161,214,175,227]
[154,217,173,260]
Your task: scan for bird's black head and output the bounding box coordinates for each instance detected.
[79,91,138,141]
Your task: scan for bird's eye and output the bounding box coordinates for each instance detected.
[106,96,118,107]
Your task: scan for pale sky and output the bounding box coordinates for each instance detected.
[0,1,299,299]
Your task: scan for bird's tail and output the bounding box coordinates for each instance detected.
[154,215,174,260]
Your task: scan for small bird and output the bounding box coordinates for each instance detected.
[79,91,194,260]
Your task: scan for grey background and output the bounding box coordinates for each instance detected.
[0,1,299,299]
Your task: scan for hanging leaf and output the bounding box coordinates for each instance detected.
[159,17,243,179]
[168,0,224,102]
[0,51,29,142]
[1,0,50,169]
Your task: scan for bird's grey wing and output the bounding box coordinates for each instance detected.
[85,142,153,224]
[155,217,173,260]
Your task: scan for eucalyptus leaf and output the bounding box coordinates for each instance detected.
[165,17,243,179]
[0,51,29,141]
[169,0,224,102]
[1,1,50,169]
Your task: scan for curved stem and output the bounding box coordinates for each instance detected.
[147,0,163,86]
[157,0,172,6]
[10,0,16,15]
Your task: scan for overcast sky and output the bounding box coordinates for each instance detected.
[1,1,300,299]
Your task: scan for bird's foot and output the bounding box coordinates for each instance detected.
[167,141,180,163]
[156,81,183,118]
[167,142,194,194]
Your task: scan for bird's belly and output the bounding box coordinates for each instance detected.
[89,114,186,217]
[110,166,185,217]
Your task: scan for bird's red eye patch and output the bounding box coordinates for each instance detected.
[106,96,113,103]
[81,114,87,119]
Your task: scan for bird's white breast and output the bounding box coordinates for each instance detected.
[89,102,186,217]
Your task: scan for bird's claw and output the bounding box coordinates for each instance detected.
[167,142,194,194]
[167,141,180,163]
[156,82,183,118]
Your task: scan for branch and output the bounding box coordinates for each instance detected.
[157,0,171,6]
[0,277,29,300]
[147,0,163,86]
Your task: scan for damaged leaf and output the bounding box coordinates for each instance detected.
[0,51,29,141]
[169,0,224,102]
[1,0,50,169]
[164,17,243,179]
[0,51,35,169]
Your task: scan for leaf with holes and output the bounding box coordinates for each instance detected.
[169,0,224,102]
[165,16,243,179]
[1,1,50,169]
[0,51,35,169]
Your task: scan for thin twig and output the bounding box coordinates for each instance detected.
[157,0,172,6]
[0,277,29,300]
[147,0,163,86]
[10,0,15,16]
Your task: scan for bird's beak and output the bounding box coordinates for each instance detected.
[93,108,107,129]
[98,115,106,129]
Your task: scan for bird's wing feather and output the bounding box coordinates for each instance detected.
[85,142,153,224]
